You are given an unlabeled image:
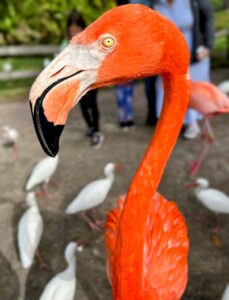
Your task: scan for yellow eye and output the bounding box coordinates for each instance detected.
[102,37,115,48]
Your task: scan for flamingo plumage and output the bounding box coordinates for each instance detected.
[188,81,229,175]
[29,4,190,299]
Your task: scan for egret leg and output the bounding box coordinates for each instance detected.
[209,214,221,234]
[92,208,104,227]
[80,212,101,231]
[13,144,19,160]
[50,178,63,188]
[42,182,51,200]
[35,249,49,270]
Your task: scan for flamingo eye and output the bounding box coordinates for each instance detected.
[102,37,115,49]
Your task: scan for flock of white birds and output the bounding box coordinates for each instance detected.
[1,116,229,299]
[4,141,118,299]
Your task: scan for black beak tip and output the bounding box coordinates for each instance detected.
[30,100,64,157]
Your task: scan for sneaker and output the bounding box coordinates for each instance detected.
[126,120,135,128]
[119,122,129,132]
[91,132,104,148]
[182,122,200,139]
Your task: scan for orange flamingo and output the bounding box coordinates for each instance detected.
[29,4,190,299]
[189,81,229,175]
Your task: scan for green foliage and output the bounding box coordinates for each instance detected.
[0,0,116,45]
[215,10,229,31]
[213,0,222,10]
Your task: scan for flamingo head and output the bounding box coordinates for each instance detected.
[29,4,189,157]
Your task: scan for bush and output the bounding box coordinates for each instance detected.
[0,0,115,45]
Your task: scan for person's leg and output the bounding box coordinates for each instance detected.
[144,76,157,125]
[80,93,93,132]
[116,84,127,126]
[87,89,104,148]
[125,82,135,126]
[88,89,99,132]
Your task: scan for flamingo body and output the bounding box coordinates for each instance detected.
[65,163,115,214]
[105,194,189,300]
[18,192,43,268]
[188,81,229,175]
[39,242,81,300]
[25,155,59,191]
[190,81,229,116]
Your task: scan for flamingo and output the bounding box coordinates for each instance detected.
[25,154,59,199]
[188,81,229,175]
[66,162,119,231]
[29,4,189,299]
[2,126,19,159]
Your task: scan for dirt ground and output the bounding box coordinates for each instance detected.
[0,68,229,300]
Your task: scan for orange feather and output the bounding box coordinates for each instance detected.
[105,194,189,300]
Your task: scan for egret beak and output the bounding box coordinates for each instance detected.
[185,182,199,189]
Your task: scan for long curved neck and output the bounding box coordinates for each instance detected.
[62,257,76,280]
[113,73,190,299]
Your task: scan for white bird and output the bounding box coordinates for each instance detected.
[39,242,83,300]
[192,178,229,214]
[3,62,12,72]
[18,192,43,269]
[25,154,59,198]
[2,126,19,159]
[218,80,229,95]
[65,162,119,231]
[222,285,229,300]
[189,178,229,232]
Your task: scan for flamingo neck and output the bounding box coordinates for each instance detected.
[113,73,190,299]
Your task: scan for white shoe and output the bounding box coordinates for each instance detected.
[91,132,104,148]
[182,122,200,139]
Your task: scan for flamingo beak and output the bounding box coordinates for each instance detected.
[29,44,99,157]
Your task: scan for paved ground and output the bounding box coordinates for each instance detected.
[0,68,229,300]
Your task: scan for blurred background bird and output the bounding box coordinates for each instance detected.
[25,154,59,199]
[17,192,43,269]
[187,178,229,233]
[218,80,229,96]
[2,126,19,159]
[39,241,83,300]
[188,81,229,175]
[222,284,229,300]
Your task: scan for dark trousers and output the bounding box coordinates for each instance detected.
[144,76,157,125]
[80,89,99,132]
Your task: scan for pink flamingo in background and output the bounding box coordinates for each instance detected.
[188,81,229,175]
